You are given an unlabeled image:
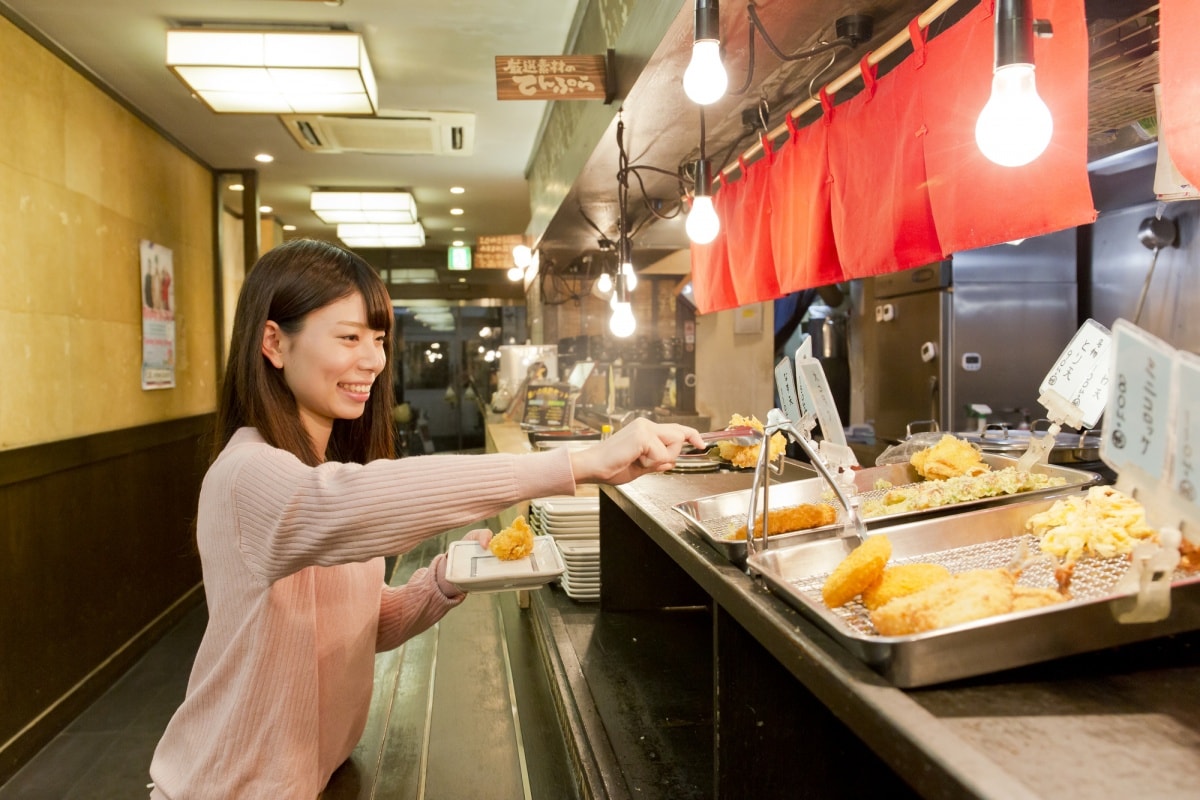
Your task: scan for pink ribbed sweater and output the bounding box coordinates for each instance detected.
[149,428,575,799]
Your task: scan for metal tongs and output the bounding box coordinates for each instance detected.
[686,425,763,449]
[744,408,868,561]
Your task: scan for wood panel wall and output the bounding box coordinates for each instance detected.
[0,415,212,782]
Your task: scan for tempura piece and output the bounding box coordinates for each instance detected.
[717,414,787,469]
[730,503,837,540]
[490,516,534,561]
[1025,485,1156,564]
[870,568,1016,636]
[821,534,892,609]
[910,434,989,480]
[860,563,952,611]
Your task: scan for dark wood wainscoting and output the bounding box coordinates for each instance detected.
[0,415,213,783]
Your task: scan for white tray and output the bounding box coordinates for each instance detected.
[444,537,564,593]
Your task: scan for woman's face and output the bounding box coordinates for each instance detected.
[263,292,387,451]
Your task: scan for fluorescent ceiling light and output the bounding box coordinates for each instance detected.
[311,190,417,224]
[337,223,426,248]
[165,30,378,115]
[387,269,439,284]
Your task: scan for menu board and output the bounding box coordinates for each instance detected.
[522,383,570,428]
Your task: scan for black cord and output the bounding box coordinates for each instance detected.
[731,3,855,96]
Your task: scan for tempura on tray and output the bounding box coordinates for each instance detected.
[1025,485,1156,564]
[717,413,786,469]
[730,503,837,540]
[490,516,535,561]
[910,434,990,480]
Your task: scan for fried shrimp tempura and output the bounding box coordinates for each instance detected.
[730,503,837,540]
[821,534,892,609]
[870,568,1016,636]
[490,516,534,561]
[910,434,989,480]
[860,563,952,610]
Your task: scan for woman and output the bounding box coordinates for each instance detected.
[148,239,703,799]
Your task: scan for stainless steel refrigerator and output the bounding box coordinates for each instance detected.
[861,229,1078,442]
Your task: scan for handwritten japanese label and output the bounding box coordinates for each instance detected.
[1039,318,1112,428]
[495,55,607,101]
[1100,320,1173,481]
[1170,352,1200,513]
[796,358,847,447]
[774,357,802,425]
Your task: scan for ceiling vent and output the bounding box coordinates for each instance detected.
[279,111,475,156]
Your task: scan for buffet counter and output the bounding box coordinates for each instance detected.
[601,469,1200,799]
[484,418,1200,798]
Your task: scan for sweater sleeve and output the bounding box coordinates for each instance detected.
[223,441,575,583]
[375,553,463,652]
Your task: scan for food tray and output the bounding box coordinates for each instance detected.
[672,454,1098,566]
[673,479,847,566]
[746,495,1200,687]
[444,536,564,593]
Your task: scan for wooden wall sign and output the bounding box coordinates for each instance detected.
[495,54,609,101]
[475,234,527,269]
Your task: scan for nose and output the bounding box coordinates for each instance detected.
[360,339,387,373]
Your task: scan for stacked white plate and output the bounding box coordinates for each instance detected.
[556,539,600,601]
[529,496,600,601]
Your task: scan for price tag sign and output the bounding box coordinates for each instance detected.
[1100,320,1174,481]
[1169,351,1200,516]
[1039,318,1113,428]
[796,357,847,448]
[774,357,802,425]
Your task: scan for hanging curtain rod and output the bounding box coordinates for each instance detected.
[717,0,968,182]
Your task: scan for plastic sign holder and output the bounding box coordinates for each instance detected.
[1017,319,1112,472]
[795,356,858,470]
[1100,319,1197,623]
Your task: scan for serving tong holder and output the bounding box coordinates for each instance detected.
[744,408,867,562]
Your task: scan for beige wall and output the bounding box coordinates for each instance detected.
[0,16,217,450]
[695,303,776,429]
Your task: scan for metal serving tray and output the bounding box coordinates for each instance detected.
[672,454,1099,566]
[747,496,1200,687]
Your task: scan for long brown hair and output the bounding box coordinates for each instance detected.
[216,239,396,466]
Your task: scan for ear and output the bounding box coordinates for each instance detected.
[261,320,286,369]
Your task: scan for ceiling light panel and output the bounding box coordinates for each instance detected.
[337,222,426,248]
[165,30,378,115]
[311,190,418,224]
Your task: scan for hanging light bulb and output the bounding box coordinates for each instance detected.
[507,265,524,281]
[609,301,636,338]
[596,271,613,293]
[618,237,638,292]
[974,0,1053,168]
[512,244,532,268]
[682,0,727,105]
[686,159,720,244]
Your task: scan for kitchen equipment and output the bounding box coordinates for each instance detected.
[861,232,1078,443]
[746,494,1200,688]
[956,423,1102,465]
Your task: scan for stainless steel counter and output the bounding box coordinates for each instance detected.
[601,470,1200,800]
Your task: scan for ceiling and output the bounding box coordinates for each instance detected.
[0,0,1164,300]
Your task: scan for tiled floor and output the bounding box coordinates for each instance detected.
[0,526,580,800]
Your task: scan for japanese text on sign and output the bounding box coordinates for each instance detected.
[495,55,607,101]
[1102,320,1172,481]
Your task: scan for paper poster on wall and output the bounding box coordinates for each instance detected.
[140,240,176,390]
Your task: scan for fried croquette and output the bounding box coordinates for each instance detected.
[910,434,989,480]
[1011,585,1068,611]
[730,503,837,540]
[717,414,787,468]
[821,534,892,608]
[490,516,534,561]
[870,568,1016,635]
[860,563,952,611]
